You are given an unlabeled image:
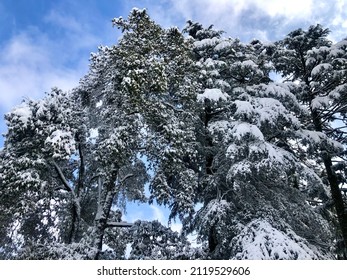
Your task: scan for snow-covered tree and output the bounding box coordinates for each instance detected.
[273,25,347,257]
[122,220,197,260]
[0,89,81,249]
[178,22,335,259]
[108,9,203,222]
[0,81,147,259]
[1,10,345,260]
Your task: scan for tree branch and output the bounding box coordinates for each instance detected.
[120,173,134,184]
[77,142,85,197]
[105,222,133,228]
[53,161,74,193]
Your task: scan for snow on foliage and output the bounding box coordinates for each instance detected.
[298,129,344,153]
[311,96,330,109]
[231,122,264,141]
[197,88,228,102]
[121,220,196,260]
[234,100,255,118]
[311,63,333,76]
[231,219,324,260]
[193,37,220,49]
[1,14,345,260]
[44,129,76,159]
[214,40,233,52]
[8,103,32,129]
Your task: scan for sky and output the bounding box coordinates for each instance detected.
[0,0,346,231]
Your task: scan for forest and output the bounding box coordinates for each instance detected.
[0,8,346,260]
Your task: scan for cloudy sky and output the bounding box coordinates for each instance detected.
[0,0,346,228]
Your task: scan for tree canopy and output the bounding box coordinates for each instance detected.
[1,8,346,260]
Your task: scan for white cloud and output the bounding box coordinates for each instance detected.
[330,0,347,40]
[0,6,109,113]
[43,9,102,50]
[143,0,346,42]
[252,0,313,19]
[44,10,83,33]
[0,31,83,110]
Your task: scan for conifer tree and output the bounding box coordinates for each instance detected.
[273,25,347,258]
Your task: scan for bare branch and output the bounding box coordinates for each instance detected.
[120,173,134,184]
[106,222,133,228]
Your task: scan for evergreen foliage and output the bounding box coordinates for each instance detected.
[0,9,346,259]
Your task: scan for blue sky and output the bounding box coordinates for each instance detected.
[0,0,346,229]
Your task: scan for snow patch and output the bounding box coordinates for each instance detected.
[197,88,228,102]
[311,63,332,76]
[234,100,255,117]
[231,122,264,141]
[45,129,76,158]
[232,219,322,260]
[193,37,220,49]
[214,40,233,52]
[88,128,99,144]
[11,103,32,128]
[311,96,330,109]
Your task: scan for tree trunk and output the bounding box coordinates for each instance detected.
[311,109,347,258]
[93,179,117,260]
[67,198,81,243]
[53,161,81,244]
[323,155,347,257]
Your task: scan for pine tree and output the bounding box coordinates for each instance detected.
[273,25,347,258]
[0,89,82,249]
[180,22,334,259]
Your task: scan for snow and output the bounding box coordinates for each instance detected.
[299,129,344,151]
[214,40,233,52]
[311,96,330,109]
[193,37,220,49]
[305,57,316,66]
[230,60,264,77]
[203,58,226,68]
[226,143,239,159]
[241,59,258,68]
[208,120,230,136]
[197,88,228,102]
[330,39,347,56]
[232,219,322,260]
[260,83,297,101]
[96,100,103,108]
[132,7,145,12]
[229,161,252,176]
[123,77,132,84]
[204,199,229,218]
[257,97,294,125]
[11,103,32,127]
[328,84,345,99]
[45,129,76,158]
[307,46,329,57]
[88,128,99,144]
[234,100,255,117]
[231,122,265,141]
[263,142,286,164]
[215,79,231,89]
[89,128,99,138]
[299,129,325,143]
[311,63,332,76]
[125,243,132,259]
[36,100,46,117]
